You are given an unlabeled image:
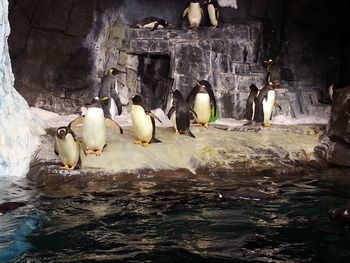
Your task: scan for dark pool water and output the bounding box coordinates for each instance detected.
[1,168,350,263]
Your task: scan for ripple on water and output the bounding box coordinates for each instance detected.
[2,168,350,262]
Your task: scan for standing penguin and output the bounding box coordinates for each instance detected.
[187,80,217,128]
[253,84,278,127]
[183,0,203,28]
[98,67,123,120]
[245,84,259,121]
[69,99,123,156]
[168,90,197,138]
[131,95,162,147]
[54,126,84,170]
[264,59,281,88]
[204,0,220,28]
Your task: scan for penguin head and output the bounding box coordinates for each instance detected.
[132,95,143,105]
[56,127,69,139]
[108,67,122,76]
[89,97,104,109]
[172,90,184,104]
[195,79,212,93]
[249,84,259,92]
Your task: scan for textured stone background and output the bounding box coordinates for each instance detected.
[8,0,350,115]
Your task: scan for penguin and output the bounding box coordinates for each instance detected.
[98,67,123,120]
[183,0,203,28]
[264,59,281,88]
[54,126,84,169]
[167,89,197,138]
[253,83,278,127]
[187,80,217,128]
[204,0,220,28]
[133,17,171,31]
[328,84,334,102]
[0,201,26,215]
[131,95,162,147]
[245,84,259,121]
[69,99,123,156]
[329,201,350,223]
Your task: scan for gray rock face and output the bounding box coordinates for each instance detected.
[8,0,348,118]
[9,0,95,113]
[316,87,350,167]
[114,24,268,118]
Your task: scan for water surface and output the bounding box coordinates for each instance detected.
[1,168,350,262]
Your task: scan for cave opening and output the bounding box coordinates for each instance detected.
[137,54,172,110]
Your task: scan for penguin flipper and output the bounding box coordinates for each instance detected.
[54,142,59,155]
[275,102,282,110]
[190,109,197,118]
[167,106,176,119]
[150,137,162,143]
[207,86,217,115]
[111,89,123,115]
[106,118,124,134]
[151,22,159,31]
[150,116,161,144]
[186,86,199,106]
[68,116,85,129]
[186,129,196,138]
[183,7,189,17]
[76,155,82,169]
[149,112,163,125]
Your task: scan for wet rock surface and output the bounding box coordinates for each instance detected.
[316,87,350,167]
[29,123,326,186]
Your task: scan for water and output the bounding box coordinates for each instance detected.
[1,168,350,263]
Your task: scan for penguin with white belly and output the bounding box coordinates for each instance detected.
[244,84,259,122]
[54,126,85,170]
[133,17,171,31]
[187,80,217,128]
[253,84,278,127]
[167,89,197,138]
[204,0,220,28]
[69,99,123,156]
[183,0,203,28]
[131,95,162,148]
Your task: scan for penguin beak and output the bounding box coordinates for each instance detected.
[101,96,109,101]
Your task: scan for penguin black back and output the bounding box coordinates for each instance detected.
[170,90,196,138]
[245,84,259,120]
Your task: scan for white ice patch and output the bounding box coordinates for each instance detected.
[218,0,238,9]
[0,0,44,178]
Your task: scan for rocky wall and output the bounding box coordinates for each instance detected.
[7,0,350,116]
[315,87,350,167]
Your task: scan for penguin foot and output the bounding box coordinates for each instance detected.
[93,149,103,156]
[85,149,95,155]
[175,132,180,135]
[134,140,143,145]
[262,122,272,127]
[203,123,209,129]
[63,164,75,170]
[142,142,149,148]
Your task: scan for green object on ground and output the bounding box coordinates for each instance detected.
[209,107,218,122]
